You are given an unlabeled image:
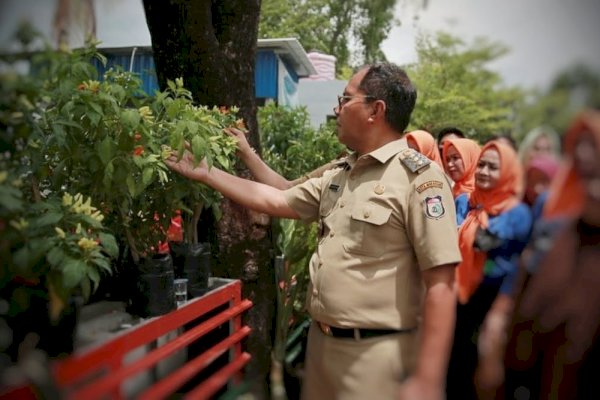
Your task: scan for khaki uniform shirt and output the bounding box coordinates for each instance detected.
[284,139,461,330]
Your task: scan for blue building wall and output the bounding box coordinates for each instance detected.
[254,51,278,100]
[92,48,299,101]
[91,51,159,95]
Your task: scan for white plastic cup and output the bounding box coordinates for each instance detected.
[173,278,188,307]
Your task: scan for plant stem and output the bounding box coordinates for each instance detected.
[190,202,203,244]
[120,208,140,263]
[31,176,41,203]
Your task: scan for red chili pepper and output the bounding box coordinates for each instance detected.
[133,146,144,156]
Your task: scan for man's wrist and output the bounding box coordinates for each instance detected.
[238,146,257,161]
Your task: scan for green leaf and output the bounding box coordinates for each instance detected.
[93,256,113,273]
[120,109,140,129]
[52,123,66,146]
[12,246,30,270]
[167,80,176,92]
[0,186,24,212]
[191,135,206,158]
[88,111,101,127]
[88,102,103,116]
[54,119,83,129]
[81,277,91,301]
[212,202,222,221]
[142,167,154,186]
[216,154,229,170]
[87,267,100,291]
[47,247,66,267]
[98,232,119,258]
[97,136,114,165]
[103,161,114,189]
[186,121,199,135]
[32,212,63,227]
[62,258,87,288]
[80,215,103,229]
[170,129,184,153]
[126,175,136,197]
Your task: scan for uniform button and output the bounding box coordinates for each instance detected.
[339,200,345,208]
[318,262,323,268]
[329,231,335,237]
[364,211,371,219]
[312,288,319,296]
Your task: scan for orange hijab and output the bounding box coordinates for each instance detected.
[544,110,600,219]
[405,130,444,168]
[456,142,523,304]
[442,138,481,197]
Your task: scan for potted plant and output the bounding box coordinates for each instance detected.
[0,34,120,360]
[1,31,239,321]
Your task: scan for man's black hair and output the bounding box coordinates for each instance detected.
[437,127,465,142]
[358,63,417,133]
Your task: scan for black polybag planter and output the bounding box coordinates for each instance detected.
[133,253,176,317]
[170,242,211,298]
[168,241,187,279]
[1,280,81,360]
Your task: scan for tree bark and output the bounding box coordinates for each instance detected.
[142,1,274,398]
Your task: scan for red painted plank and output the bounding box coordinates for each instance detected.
[68,299,252,399]
[54,280,242,386]
[140,326,251,400]
[184,352,252,400]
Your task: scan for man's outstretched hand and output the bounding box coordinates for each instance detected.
[164,149,209,182]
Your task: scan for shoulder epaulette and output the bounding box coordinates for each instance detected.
[399,148,431,173]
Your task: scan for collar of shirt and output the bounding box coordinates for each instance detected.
[345,138,408,168]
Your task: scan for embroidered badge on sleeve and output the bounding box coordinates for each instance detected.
[416,180,443,193]
[424,195,445,219]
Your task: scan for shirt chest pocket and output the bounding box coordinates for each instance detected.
[343,203,393,257]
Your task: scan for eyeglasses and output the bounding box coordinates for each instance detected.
[336,94,375,109]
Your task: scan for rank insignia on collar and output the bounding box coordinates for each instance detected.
[399,148,431,173]
[329,183,340,192]
[424,195,445,219]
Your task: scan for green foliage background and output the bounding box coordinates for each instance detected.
[259,0,397,73]
[257,103,343,385]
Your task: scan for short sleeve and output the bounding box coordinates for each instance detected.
[289,159,340,186]
[405,165,462,270]
[283,175,325,223]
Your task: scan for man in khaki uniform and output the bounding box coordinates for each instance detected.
[166,63,461,399]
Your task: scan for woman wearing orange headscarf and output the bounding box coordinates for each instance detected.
[446,141,532,400]
[405,130,444,168]
[486,109,600,400]
[442,138,481,198]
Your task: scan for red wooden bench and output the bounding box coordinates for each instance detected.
[52,279,252,399]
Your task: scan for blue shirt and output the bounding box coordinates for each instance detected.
[530,190,549,223]
[456,193,533,294]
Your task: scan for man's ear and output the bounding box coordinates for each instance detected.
[371,99,386,120]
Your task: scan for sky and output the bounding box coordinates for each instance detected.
[1,0,599,91]
[381,0,600,90]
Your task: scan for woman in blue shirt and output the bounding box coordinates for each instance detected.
[447,141,533,400]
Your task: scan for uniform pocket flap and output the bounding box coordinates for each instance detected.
[351,204,392,225]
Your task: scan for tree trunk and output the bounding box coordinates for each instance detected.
[142,1,274,398]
